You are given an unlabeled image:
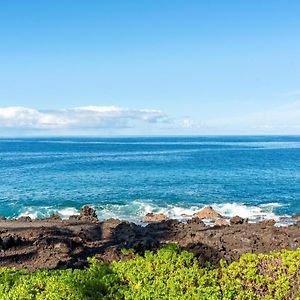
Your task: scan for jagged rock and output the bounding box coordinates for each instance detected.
[215,218,230,226]
[101,219,126,240]
[69,215,81,221]
[143,213,168,222]
[230,216,245,225]
[193,206,222,220]
[78,206,98,221]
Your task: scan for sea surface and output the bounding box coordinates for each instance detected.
[0,136,300,223]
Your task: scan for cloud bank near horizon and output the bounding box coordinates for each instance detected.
[0,106,168,131]
[1,102,300,135]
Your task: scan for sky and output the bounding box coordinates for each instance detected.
[0,0,300,136]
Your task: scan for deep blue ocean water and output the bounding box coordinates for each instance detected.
[0,136,300,223]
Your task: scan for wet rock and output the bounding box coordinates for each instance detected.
[230,216,246,225]
[44,214,62,221]
[260,219,276,226]
[80,205,97,219]
[215,218,230,226]
[292,215,300,221]
[69,215,81,221]
[17,216,32,222]
[143,213,168,222]
[193,206,222,220]
[68,206,98,222]
[0,217,7,221]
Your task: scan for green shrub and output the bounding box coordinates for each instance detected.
[220,248,300,300]
[0,245,299,299]
[112,244,221,299]
[0,260,118,300]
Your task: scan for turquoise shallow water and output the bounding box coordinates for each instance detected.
[0,136,299,222]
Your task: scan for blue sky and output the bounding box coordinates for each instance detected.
[0,0,300,135]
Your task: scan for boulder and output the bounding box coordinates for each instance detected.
[143,213,168,223]
[17,216,32,222]
[260,219,276,226]
[193,206,222,220]
[230,216,245,225]
[79,206,98,221]
[214,218,230,226]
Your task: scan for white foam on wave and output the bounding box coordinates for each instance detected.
[17,201,289,225]
[94,200,287,223]
[210,202,282,221]
[18,207,40,219]
[18,206,79,220]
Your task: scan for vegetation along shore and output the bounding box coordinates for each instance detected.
[0,205,299,298]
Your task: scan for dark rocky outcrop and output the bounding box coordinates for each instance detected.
[0,235,21,250]
[69,206,98,222]
[80,205,98,220]
[230,216,246,225]
[0,210,298,271]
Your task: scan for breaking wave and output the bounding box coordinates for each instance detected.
[17,200,290,225]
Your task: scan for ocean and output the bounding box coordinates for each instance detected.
[0,136,300,223]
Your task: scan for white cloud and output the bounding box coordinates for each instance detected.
[0,106,168,130]
[1,101,300,135]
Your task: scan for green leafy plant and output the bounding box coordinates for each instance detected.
[0,245,299,299]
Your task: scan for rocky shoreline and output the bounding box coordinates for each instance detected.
[0,206,299,271]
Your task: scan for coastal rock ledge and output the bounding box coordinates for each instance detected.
[0,212,298,271]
